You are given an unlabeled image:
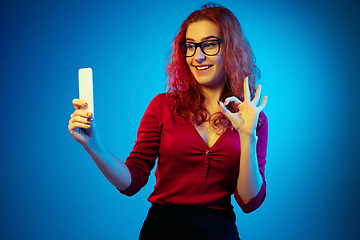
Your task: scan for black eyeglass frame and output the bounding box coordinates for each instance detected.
[178,39,224,57]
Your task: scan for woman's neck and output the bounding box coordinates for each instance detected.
[200,80,225,113]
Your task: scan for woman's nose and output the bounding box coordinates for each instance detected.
[194,48,206,63]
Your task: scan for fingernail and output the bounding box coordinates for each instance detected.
[87,118,93,122]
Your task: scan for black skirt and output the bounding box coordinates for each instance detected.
[139,204,240,240]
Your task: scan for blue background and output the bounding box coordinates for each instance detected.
[1,0,359,239]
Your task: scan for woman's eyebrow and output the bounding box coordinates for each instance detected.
[185,35,219,42]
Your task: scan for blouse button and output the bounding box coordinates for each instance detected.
[205,150,209,154]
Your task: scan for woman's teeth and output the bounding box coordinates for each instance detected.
[196,66,211,70]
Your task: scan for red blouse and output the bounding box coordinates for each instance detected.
[120,93,268,213]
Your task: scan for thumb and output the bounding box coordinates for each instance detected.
[218,100,243,131]
[218,100,232,118]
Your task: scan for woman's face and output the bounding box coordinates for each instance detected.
[185,20,225,89]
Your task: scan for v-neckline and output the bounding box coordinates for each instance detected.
[191,124,230,150]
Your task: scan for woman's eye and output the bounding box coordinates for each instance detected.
[204,42,216,48]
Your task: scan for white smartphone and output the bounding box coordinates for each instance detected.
[78,68,94,116]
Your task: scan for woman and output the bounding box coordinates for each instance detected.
[68,3,268,239]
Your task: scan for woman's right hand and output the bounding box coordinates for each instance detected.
[68,99,95,146]
[68,99,132,191]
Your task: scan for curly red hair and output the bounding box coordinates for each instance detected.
[166,2,260,129]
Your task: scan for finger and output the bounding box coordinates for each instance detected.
[252,84,262,106]
[257,95,268,112]
[224,96,241,106]
[72,99,88,110]
[218,101,234,118]
[71,109,92,119]
[68,121,91,134]
[69,115,93,125]
[238,102,244,112]
[243,76,251,102]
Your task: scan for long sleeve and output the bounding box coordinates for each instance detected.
[234,112,268,213]
[120,94,163,196]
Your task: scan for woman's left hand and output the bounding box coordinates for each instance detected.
[218,77,267,136]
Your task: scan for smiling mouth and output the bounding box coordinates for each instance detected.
[195,65,212,70]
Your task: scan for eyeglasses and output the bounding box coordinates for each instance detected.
[179,39,224,57]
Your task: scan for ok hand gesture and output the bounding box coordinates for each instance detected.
[218,77,267,136]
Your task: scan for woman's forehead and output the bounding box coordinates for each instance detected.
[186,20,221,41]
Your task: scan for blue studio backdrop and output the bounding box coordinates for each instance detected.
[1,0,359,239]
